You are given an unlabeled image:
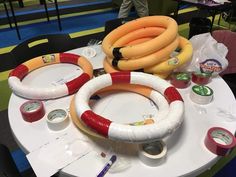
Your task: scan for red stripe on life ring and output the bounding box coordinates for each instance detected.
[81,110,111,137]
[9,64,29,80]
[60,53,79,64]
[65,73,90,94]
[164,87,183,104]
[110,71,131,84]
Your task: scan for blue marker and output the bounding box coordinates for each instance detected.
[97,155,117,177]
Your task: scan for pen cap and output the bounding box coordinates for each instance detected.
[110,155,117,163]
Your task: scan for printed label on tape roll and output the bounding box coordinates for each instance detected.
[190,85,213,105]
[204,127,236,156]
[20,100,45,122]
[138,140,167,167]
[47,109,70,131]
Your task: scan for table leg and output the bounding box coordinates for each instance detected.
[43,0,50,22]
[217,12,222,25]
[174,1,181,22]
[228,9,233,30]
[8,0,21,40]
[54,0,62,31]
[3,1,12,29]
[210,10,217,32]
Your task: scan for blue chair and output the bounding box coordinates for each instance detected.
[0,144,22,177]
[10,33,76,66]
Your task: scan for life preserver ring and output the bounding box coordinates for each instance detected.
[75,71,184,143]
[144,36,193,74]
[103,58,171,80]
[104,36,192,79]
[70,83,169,139]
[106,36,179,70]
[103,58,119,73]
[8,53,93,99]
[153,72,173,79]
[102,16,178,59]
[113,27,165,51]
[104,26,177,70]
[126,37,155,45]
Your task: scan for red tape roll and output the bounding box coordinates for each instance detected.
[20,100,45,122]
[204,127,236,156]
[192,72,211,85]
[170,72,190,89]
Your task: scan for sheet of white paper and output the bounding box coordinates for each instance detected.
[26,131,92,177]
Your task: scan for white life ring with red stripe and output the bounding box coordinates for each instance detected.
[75,72,184,143]
[8,53,93,100]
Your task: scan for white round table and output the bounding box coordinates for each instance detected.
[8,45,236,177]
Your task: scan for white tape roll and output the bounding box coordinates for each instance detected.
[138,141,167,167]
[82,47,97,58]
[190,85,213,105]
[46,109,70,131]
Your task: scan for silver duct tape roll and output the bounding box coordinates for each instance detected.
[138,141,167,167]
[47,109,70,131]
[190,85,213,105]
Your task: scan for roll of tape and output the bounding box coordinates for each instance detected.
[47,109,70,131]
[190,85,213,104]
[20,100,45,122]
[138,141,167,167]
[170,72,190,89]
[204,127,236,156]
[82,47,97,58]
[192,72,211,85]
